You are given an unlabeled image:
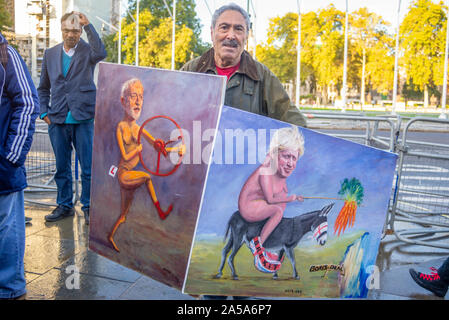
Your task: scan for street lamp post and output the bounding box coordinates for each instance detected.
[392,0,401,115]
[135,0,139,66]
[171,0,176,70]
[250,0,257,59]
[440,0,449,119]
[342,0,349,112]
[118,0,122,64]
[295,0,301,109]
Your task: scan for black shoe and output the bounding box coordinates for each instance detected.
[83,209,90,225]
[45,206,74,222]
[25,216,32,225]
[409,267,449,298]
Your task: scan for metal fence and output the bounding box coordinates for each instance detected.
[390,117,449,249]
[304,110,401,237]
[304,110,400,152]
[24,119,79,207]
[24,113,449,249]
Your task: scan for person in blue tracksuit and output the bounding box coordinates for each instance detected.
[0,32,40,299]
[37,12,106,224]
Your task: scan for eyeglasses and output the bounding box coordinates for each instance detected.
[62,29,81,35]
[129,93,143,101]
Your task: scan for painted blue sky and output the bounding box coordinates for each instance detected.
[195,106,398,241]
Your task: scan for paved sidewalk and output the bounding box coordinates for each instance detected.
[24,205,194,300]
[22,203,448,300]
[368,257,448,300]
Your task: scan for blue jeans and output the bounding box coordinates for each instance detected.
[0,191,26,299]
[48,122,93,212]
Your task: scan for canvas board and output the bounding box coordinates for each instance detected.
[89,62,226,289]
[183,106,398,298]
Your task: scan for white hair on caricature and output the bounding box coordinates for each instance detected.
[268,125,305,157]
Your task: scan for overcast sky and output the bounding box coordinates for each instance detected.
[194,0,415,44]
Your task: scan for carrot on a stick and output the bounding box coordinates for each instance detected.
[349,201,357,227]
[333,178,364,236]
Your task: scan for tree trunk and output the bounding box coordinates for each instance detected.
[361,47,366,108]
[424,84,429,109]
[322,85,329,105]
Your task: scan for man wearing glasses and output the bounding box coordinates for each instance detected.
[38,12,106,224]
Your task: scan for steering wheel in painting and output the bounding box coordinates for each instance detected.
[137,115,185,177]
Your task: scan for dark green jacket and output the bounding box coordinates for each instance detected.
[181,48,307,127]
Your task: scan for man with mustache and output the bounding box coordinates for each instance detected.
[181,2,307,128]
[38,12,106,224]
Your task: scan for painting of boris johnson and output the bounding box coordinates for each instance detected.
[89,62,225,290]
[183,106,397,298]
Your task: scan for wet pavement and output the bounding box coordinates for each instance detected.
[24,205,194,300]
[22,202,448,300]
[20,116,449,300]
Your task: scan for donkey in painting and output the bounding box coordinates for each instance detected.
[215,203,334,280]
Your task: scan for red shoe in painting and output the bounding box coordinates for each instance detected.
[153,201,172,220]
[249,237,282,273]
[265,250,284,263]
[254,254,282,273]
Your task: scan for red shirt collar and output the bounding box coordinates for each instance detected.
[215,62,241,81]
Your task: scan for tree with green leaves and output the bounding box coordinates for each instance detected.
[256,7,344,105]
[104,0,207,68]
[256,12,301,84]
[365,38,395,96]
[349,7,394,104]
[257,5,396,106]
[128,0,201,35]
[0,0,12,32]
[400,0,446,108]
[311,5,346,104]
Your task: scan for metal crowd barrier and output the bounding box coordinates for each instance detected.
[303,110,400,152]
[304,110,401,236]
[24,112,449,250]
[306,112,449,249]
[390,117,449,249]
[24,119,79,207]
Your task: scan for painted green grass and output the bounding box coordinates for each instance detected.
[184,231,365,298]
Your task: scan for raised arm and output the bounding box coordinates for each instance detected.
[77,12,107,64]
[141,128,155,146]
[165,144,186,156]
